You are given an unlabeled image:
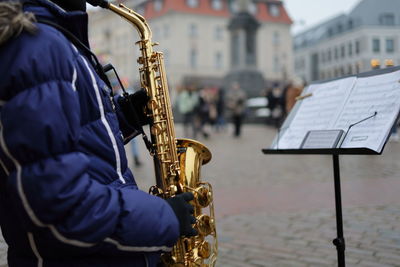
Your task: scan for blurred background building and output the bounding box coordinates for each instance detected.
[293,0,400,84]
[88,0,294,98]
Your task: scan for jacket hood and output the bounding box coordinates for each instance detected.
[25,0,90,48]
[0,0,90,48]
[0,2,37,46]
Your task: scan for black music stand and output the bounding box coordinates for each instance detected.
[262,66,400,267]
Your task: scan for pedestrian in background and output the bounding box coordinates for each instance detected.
[266,83,283,128]
[193,87,211,139]
[284,77,304,118]
[176,85,199,138]
[227,82,247,137]
[131,138,142,167]
[215,86,227,132]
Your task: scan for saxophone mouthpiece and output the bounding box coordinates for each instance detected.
[86,0,109,8]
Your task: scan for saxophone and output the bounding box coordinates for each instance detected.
[97,2,217,266]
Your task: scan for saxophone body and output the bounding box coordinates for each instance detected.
[104,3,217,266]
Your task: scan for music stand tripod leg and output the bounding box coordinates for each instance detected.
[332,154,346,267]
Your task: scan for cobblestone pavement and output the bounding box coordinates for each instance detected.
[1,124,400,266]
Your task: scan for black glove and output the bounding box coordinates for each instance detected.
[165,192,198,237]
[118,89,150,127]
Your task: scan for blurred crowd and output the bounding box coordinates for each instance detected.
[175,82,247,139]
[174,76,307,140]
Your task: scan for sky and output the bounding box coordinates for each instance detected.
[283,0,362,34]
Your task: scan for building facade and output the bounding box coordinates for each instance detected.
[294,0,400,84]
[88,0,293,96]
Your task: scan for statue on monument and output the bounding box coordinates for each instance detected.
[224,0,266,98]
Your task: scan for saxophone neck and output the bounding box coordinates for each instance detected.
[102,2,152,40]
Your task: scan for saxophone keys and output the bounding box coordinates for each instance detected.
[149,186,163,196]
[151,124,163,135]
[168,185,178,195]
[196,214,213,237]
[137,56,144,64]
[195,185,212,208]
[197,241,211,259]
[160,254,184,267]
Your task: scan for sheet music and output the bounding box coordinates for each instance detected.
[275,77,357,149]
[334,70,400,152]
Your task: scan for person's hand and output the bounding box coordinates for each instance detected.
[165,192,198,237]
[118,89,150,127]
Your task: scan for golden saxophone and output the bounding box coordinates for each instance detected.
[99,2,217,266]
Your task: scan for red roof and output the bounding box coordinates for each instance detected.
[141,0,292,24]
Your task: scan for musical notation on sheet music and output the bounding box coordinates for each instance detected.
[335,70,400,152]
[272,70,400,153]
[276,77,356,149]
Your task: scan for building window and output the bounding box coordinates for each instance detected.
[154,0,163,11]
[341,45,345,58]
[386,38,394,53]
[214,26,223,40]
[215,51,223,69]
[379,13,395,26]
[327,49,332,62]
[231,32,239,66]
[186,0,199,8]
[372,38,380,53]
[269,4,280,17]
[272,31,280,45]
[328,28,333,37]
[211,0,223,10]
[248,1,257,15]
[337,24,343,33]
[355,40,360,54]
[273,56,280,72]
[348,19,353,29]
[334,47,338,60]
[348,43,353,56]
[188,23,198,38]
[190,48,197,69]
[228,0,239,13]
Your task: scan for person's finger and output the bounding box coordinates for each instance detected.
[185,202,194,214]
[187,228,198,237]
[181,192,194,201]
[190,215,196,224]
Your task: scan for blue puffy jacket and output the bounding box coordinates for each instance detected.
[0,1,179,266]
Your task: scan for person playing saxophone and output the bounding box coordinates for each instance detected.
[0,0,196,266]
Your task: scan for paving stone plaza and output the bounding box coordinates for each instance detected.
[1,124,400,266]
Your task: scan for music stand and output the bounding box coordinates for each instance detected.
[262,66,400,267]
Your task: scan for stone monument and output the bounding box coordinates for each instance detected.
[224,0,266,98]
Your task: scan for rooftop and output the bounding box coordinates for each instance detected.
[131,0,292,24]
